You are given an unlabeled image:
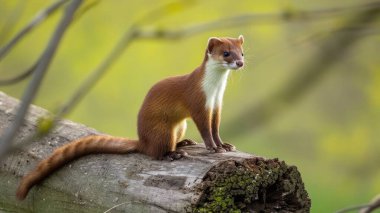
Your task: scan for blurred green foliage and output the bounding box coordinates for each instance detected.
[0,0,379,212]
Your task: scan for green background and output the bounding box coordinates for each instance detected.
[1,0,379,212]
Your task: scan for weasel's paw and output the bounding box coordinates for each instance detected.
[215,146,227,153]
[205,145,217,153]
[221,143,236,152]
[164,150,188,161]
[177,139,197,147]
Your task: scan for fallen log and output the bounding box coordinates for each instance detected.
[0,91,311,212]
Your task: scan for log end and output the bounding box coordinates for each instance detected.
[191,158,311,212]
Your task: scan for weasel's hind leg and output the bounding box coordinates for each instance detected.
[175,120,198,148]
[164,150,189,161]
[164,124,190,161]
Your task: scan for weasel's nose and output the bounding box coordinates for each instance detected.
[236,60,244,68]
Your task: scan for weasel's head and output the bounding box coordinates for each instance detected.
[206,35,244,70]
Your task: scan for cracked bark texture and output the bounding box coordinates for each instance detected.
[0,91,310,212]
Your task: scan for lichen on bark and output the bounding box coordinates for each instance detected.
[193,158,311,212]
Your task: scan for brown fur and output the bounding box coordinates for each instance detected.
[16,36,244,200]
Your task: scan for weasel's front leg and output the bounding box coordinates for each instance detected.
[192,109,225,153]
[175,120,198,148]
[212,107,236,152]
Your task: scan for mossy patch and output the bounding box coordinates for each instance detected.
[192,158,311,212]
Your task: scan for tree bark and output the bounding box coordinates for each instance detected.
[0,91,310,212]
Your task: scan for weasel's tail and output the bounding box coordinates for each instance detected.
[16,135,139,200]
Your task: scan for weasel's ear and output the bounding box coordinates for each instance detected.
[207,37,222,54]
[238,35,244,45]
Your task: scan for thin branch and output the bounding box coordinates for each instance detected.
[135,1,380,39]
[0,0,98,86]
[336,204,372,213]
[0,0,70,61]
[73,0,100,20]
[336,194,380,213]
[360,194,380,213]
[0,0,83,158]
[0,62,37,85]
[0,0,177,87]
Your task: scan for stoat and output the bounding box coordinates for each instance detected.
[16,35,245,200]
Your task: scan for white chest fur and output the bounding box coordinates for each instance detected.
[202,58,230,110]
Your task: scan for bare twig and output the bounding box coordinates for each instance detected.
[0,61,37,85]
[336,204,372,213]
[73,0,100,20]
[0,0,70,61]
[336,194,380,213]
[135,1,379,39]
[0,0,69,86]
[0,0,98,86]
[0,0,83,158]
[360,194,380,213]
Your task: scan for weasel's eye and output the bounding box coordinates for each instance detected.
[242,53,244,56]
[223,51,230,57]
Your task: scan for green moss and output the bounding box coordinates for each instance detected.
[192,158,310,212]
